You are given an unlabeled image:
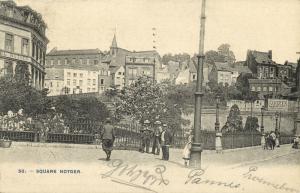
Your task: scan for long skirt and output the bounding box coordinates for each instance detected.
[102,139,114,152]
[182,142,191,160]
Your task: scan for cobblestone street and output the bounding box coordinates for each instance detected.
[0,143,299,193]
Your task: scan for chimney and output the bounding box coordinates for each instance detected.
[268,50,272,60]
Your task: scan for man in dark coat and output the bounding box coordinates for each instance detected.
[161,123,172,161]
[152,120,162,155]
[100,118,115,161]
[141,120,152,153]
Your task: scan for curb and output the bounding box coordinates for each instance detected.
[11,141,102,149]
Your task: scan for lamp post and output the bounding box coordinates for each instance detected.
[215,95,222,153]
[275,112,280,147]
[189,0,206,168]
[260,106,265,149]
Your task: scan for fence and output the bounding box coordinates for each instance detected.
[0,125,295,150]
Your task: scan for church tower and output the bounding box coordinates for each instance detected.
[110,34,118,56]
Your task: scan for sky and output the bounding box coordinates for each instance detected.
[15,0,300,64]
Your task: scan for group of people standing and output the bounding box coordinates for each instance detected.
[263,130,280,150]
[139,120,173,161]
[99,118,173,161]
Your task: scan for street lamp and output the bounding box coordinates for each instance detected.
[189,0,206,168]
[215,95,222,153]
[275,112,280,147]
[260,106,265,149]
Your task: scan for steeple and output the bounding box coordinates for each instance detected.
[111,34,117,48]
[110,33,118,56]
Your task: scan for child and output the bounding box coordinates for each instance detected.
[182,131,193,167]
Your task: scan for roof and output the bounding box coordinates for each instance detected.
[249,50,275,64]
[109,66,123,74]
[47,64,102,71]
[214,62,251,73]
[111,34,118,48]
[47,48,101,56]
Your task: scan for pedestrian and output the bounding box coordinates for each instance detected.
[292,136,299,149]
[182,130,193,167]
[140,120,151,153]
[100,118,115,161]
[161,123,172,161]
[270,131,276,150]
[152,120,162,155]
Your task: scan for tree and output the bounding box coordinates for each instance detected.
[217,44,236,65]
[116,76,189,132]
[244,116,259,132]
[53,95,109,122]
[204,50,224,65]
[14,62,30,85]
[0,76,51,116]
[222,104,243,132]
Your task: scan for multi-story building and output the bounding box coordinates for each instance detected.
[110,66,125,89]
[124,55,155,86]
[102,34,162,87]
[45,49,110,94]
[45,65,100,96]
[0,1,48,90]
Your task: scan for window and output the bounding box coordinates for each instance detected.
[72,58,76,64]
[73,79,76,86]
[5,33,13,52]
[50,82,53,87]
[251,86,256,91]
[67,72,71,77]
[67,79,70,86]
[82,59,87,65]
[87,79,91,86]
[269,87,273,91]
[192,74,196,80]
[118,72,122,75]
[79,80,83,87]
[94,60,99,65]
[257,87,261,91]
[87,87,90,92]
[100,86,104,91]
[263,87,267,91]
[128,68,137,79]
[32,42,35,57]
[80,73,83,78]
[21,38,29,55]
[73,73,77,77]
[100,79,104,85]
[93,79,96,85]
[92,88,96,91]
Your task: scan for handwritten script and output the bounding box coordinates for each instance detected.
[101,159,169,193]
[185,168,241,189]
[243,166,300,193]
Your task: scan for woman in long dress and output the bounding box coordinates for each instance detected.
[182,132,193,167]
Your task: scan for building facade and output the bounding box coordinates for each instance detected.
[45,49,110,94]
[45,66,100,96]
[0,1,48,90]
[124,56,155,86]
[110,66,125,89]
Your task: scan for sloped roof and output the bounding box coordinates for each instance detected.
[109,66,123,74]
[47,48,101,56]
[214,62,251,73]
[250,50,274,64]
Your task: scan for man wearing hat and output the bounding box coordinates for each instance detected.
[161,123,172,160]
[152,120,162,155]
[141,120,152,153]
[100,118,115,161]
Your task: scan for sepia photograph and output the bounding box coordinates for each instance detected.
[0,0,299,192]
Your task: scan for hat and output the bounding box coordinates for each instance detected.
[154,120,161,125]
[144,120,150,124]
[105,118,111,123]
[162,123,167,127]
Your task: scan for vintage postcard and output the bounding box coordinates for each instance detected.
[0,0,299,193]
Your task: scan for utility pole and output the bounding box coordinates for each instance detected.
[189,0,206,168]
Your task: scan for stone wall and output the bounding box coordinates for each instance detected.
[182,109,296,134]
